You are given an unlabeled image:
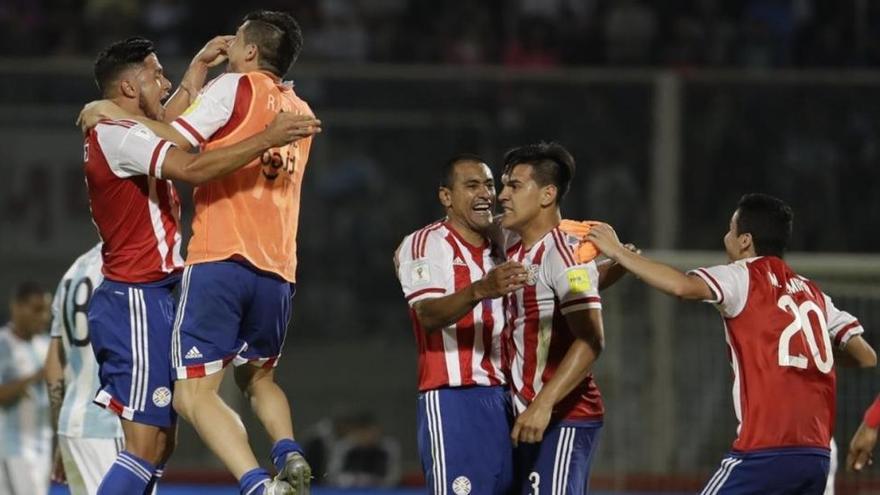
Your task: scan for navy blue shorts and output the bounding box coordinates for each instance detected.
[417,386,514,495]
[515,420,602,495]
[701,448,830,495]
[171,261,293,380]
[88,277,178,428]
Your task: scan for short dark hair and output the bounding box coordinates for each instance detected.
[11,281,47,304]
[242,10,303,77]
[440,153,487,188]
[735,193,794,257]
[502,142,575,204]
[94,37,156,97]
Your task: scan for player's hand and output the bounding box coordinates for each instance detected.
[51,447,67,484]
[475,261,528,299]
[586,223,625,261]
[192,35,234,68]
[264,112,322,148]
[848,422,879,472]
[76,100,128,133]
[511,398,553,447]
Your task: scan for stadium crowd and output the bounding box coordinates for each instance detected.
[3,0,880,68]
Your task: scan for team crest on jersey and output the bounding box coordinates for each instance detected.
[152,387,172,407]
[452,476,472,495]
[525,264,539,286]
[567,268,591,292]
[411,260,431,286]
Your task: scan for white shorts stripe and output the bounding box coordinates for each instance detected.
[426,391,447,495]
[171,266,193,368]
[127,289,139,410]
[552,427,567,494]
[702,458,741,495]
[134,288,147,411]
[560,428,575,493]
[137,289,150,412]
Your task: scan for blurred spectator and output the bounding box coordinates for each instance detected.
[143,0,189,57]
[325,412,401,488]
[503,16,561,68]
[303,412,401,487]
[310,0,369,62]
[603,0,658,65]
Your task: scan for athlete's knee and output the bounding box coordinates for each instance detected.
[234,364,275,396]
[123,425,172,465]
[172,383,199,420]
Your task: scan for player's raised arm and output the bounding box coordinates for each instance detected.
[412,261,527,332]
[162,112,320,185]
[588,223,714,300]
[163,36,234,121]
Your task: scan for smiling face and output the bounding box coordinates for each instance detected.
[440,160,496,235]
[134,53,171,121]
[498,163,551,233]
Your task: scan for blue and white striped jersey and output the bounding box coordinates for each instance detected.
[0,324,51,460]
[50,243,122,438]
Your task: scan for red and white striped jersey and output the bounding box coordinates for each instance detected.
[395,221,507,391]
[504,226,603,421]
[84,120,183,283]
[690,256,864,452]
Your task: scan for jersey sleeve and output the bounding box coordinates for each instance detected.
[49,278,65,339]
[688,262,750,318]
[396,231,452,306]
[96,122,174,179]
[823,294,865,349]
[547,247,602,315]
[171,73,246,147]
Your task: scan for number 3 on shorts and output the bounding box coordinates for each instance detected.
[529,472,540,495]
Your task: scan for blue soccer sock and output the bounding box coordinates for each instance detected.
[271,438,304,473]
[143,464,164,494]
[240,467,271,495]
[97,451,156,495]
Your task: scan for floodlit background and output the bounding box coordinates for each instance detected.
[2,0,880,493]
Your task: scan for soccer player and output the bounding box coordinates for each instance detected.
[498,143,606,495]
[395,154,528,494]
[0,282,52,495]
[84,36,318,495]
[44,243,125,495]
[587,193,874,495]
[82,11,318,494]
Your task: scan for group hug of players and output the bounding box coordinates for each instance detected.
[32,7,880,495]
[393,148,878,495]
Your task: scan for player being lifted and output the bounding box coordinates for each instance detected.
[499,143,607,495]
[84,36,317,495]
[587,193,875,495]
[83,11,319,494]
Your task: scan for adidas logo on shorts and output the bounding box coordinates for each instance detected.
[185,346,203,359]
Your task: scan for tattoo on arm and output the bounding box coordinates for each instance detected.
[48,381,64,429]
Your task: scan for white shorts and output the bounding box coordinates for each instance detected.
[0,455,50,495]
[59,435,124,495]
